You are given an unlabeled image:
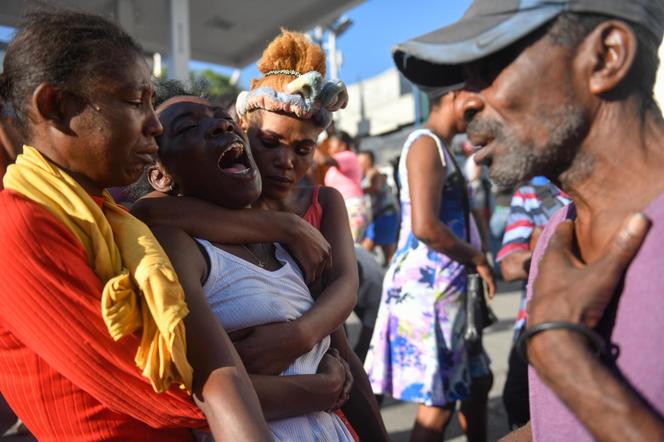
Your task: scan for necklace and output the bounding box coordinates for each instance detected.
[242,243,268,268]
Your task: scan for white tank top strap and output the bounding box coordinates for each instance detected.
[402,128,448,168]
[399,129,453,204]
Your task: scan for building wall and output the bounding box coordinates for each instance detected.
[336,67,416,137]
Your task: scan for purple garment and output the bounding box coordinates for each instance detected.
[527,192,664,441]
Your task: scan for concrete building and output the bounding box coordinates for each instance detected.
[656,40,664,108]
[336,67,417,138]
[335,67,425,167]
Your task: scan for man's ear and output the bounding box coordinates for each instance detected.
[147,162,176,194]
[578,20,638,96]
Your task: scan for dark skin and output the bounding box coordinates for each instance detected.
[144,96,354,420]
[458,19,664,442]
[410,93,496,294]
[139,104,387,439]
[0,105,22,181]
[407,91,495,442]
[239,111,359,373]
[500,226,543,281]
[26,56,271,441]
[133,196,331,284]
[500,251,531,281]
[242,110,387,440]
[137,109,358,376]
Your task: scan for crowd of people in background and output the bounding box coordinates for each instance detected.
[0,0,662,441]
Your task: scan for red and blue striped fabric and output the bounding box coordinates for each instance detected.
[496,178,571,262]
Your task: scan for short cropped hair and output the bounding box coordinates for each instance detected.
[1,9,143,138]
[547,12,661,111]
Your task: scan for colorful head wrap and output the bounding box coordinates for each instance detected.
[235,70,348,128]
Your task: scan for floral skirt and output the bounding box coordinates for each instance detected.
[364,244,491,406]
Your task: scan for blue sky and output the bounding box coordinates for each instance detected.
[1,1,474,89]
[196,0,473,88]
[330,0,472,83]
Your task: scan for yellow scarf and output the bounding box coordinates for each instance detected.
[4,145,192,393]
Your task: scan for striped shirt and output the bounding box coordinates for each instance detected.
[497,177,571,335]
[496,177,571,262]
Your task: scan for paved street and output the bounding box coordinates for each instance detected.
[348,280,522,441]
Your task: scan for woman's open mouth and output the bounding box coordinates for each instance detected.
[217,139,255,178]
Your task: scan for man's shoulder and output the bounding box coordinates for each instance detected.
[644,191,664,224]
[525,204,573,300]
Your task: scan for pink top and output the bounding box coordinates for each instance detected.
[527,192,664,441]
[324,151,363,199]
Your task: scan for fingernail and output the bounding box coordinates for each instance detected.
[626,213,649,236]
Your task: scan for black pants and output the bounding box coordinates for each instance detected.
[502,331,530,429]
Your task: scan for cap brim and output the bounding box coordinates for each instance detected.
[393,4,564,88]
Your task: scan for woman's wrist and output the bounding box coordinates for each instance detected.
[275,212,302,244]
[291,318,317,354]
[470,250,488,267]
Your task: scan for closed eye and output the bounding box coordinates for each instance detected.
[260,137,280,148]
[175,124,198,135]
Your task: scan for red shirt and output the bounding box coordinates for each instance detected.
[0,148,9,190]
[0,190,205,441]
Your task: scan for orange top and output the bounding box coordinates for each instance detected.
[0,190,205,441]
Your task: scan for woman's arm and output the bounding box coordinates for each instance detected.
[297,186,359,349]
[332,328,388,441]
[408,136,483,264]
[133,195,330,284]
[231,187,359,375]
[250,350,351,421]
[407,136,495,295]
[152,226,271,441]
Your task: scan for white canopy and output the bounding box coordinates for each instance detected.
[0,0,363,79]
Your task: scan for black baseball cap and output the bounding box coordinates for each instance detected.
[394,0,664,88]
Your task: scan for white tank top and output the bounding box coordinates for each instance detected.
[195,239,353,442]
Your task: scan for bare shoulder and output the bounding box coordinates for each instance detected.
[151,225,206,278]
[408,134,442,162]
[317,186,345,209]
[130,192,170,222]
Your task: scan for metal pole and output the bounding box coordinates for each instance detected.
[167,0,191,81]
[328,30,338,80]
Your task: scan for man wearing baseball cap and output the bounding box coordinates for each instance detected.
[393,1,664,441]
